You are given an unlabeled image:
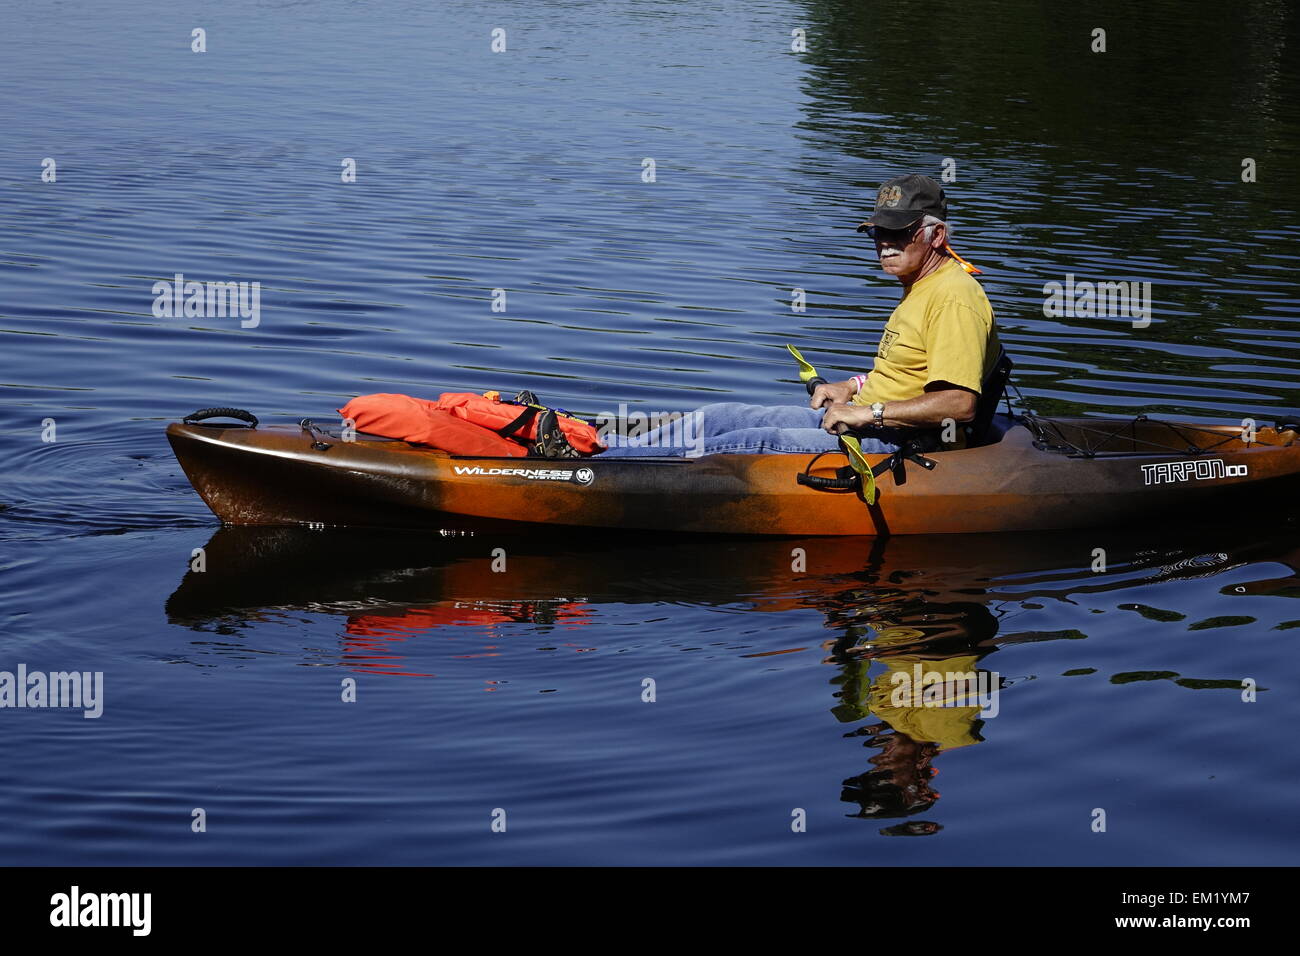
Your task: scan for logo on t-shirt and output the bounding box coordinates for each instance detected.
[878,328,899,359]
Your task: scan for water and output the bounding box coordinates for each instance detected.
[1,0,1297,864]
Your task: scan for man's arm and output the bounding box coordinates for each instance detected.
[820,382,976,434]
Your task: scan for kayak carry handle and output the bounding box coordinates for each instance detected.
[797,450,871,498]
[183,407,259,427]
[797,470,858,491]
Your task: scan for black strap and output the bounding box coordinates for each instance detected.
[881,426,942,453]
[878,440,937,486]
[183,407,258,427]
[498,405,541,439]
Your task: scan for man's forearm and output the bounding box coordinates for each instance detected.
[819,384,978,434]
[880,390,975,428]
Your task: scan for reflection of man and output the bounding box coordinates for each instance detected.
[826,586,1003,825]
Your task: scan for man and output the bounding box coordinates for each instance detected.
[599,173,1001,457]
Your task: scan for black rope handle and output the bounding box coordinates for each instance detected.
[183,407,258,427]
[797,470,859,490]
[796,450,859,491]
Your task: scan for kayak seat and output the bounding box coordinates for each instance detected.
[965,347,1013,447]
[980,412,1017,445]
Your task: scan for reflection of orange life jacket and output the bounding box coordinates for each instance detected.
[338,392,604,457]
[345,601,594,634]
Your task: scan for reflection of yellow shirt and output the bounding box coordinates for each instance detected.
[854,258,1000,407]
[867,655,986,751]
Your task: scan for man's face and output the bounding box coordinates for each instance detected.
[873,222,937,278]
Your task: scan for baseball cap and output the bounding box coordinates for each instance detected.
[857,174,949,231]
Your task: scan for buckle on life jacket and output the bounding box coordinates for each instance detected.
[493,392,584,458]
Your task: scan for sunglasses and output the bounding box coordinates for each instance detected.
[862,222,925,243]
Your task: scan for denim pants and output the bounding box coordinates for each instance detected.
[598,402,904,457]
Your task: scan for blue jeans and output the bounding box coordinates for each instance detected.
[598,402,904,457]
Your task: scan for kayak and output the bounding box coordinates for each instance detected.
[166,410,1300,535]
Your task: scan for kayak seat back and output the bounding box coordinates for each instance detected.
[966,348,1013,447]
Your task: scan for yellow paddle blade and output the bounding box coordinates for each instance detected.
[841,435,878,505]
[786,343,820,385]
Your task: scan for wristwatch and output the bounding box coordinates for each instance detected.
[870,402,885,428]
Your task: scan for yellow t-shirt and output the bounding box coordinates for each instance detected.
[853,258,1000,408]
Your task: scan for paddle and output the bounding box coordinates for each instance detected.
[840,434,878,505]
[786,344,878,504]
[786,343,827,395]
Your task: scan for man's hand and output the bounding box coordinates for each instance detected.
[820,402,874,435]
[809,379,857,409]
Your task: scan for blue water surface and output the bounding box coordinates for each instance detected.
[1,0,1298,865]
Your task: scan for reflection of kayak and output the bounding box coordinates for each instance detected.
[164,527,890,625]
[163,525,1298,692]
[164,524,1290,621]
[166,413,1300,535]
[165,525,1299,651]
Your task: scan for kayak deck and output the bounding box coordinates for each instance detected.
[166,416,1300,536]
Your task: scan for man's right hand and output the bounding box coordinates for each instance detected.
[809,379,857,409]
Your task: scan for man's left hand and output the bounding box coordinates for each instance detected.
[820,403,874,435]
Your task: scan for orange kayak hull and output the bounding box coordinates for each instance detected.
[166,419,1300,536]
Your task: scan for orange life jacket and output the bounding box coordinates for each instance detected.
[338,393,528,457]
[434,392,606,454]
[338,391,605,457]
